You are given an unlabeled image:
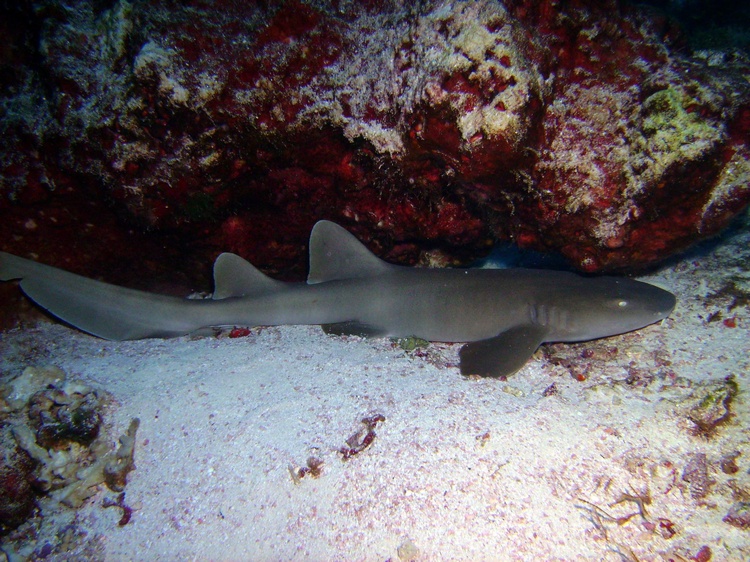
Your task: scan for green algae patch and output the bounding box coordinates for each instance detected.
[641,87,718,160]
[394,336,430,352]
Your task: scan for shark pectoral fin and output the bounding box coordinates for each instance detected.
[459,325,548,378]
[322,321,388,338]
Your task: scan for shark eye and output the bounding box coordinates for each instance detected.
[617,300,628,307]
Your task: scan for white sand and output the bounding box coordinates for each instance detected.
[1,214,749,561]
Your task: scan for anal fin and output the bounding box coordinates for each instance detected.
[459,325,547,378]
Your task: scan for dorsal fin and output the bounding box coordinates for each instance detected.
[212,252,285,299]
[307,221,396,284]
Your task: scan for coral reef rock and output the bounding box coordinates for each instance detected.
[0,365,139,535]
[1,0,749,278]
[0,435,36,534]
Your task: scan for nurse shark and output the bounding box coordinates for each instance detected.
[0,220,676,377]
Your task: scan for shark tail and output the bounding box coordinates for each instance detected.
[0,252,204,340]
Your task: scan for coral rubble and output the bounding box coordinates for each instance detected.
[724,501,750,529]
[0,366,139,538]
[1,0,749,280]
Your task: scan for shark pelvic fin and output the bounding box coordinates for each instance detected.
[321,321,389,338]
[459,324,548,378]
[307,221,397,284]
[212,252,286,299]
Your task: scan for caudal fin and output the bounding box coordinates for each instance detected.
[1,252,199,340]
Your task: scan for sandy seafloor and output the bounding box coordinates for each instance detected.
[1,213,749,562]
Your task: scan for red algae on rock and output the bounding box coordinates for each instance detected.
[0,0,749,278]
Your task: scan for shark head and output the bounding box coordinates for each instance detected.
[548,275,676,342]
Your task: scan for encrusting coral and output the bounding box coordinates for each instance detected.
[0,0,749,281]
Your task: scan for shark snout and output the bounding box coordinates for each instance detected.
[649,286,677,318]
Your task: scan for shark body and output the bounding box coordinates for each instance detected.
[0,221,676,377]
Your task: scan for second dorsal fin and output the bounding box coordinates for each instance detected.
[212,252,286,299]
[307,221,396,284]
